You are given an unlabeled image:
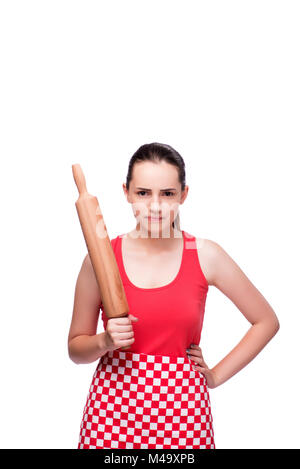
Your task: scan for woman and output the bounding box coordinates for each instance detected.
[68,142,280,449]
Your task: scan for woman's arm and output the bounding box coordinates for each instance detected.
[68,254,109,364]
[195,239,280,388]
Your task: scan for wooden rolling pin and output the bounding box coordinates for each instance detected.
[72,164,130,350]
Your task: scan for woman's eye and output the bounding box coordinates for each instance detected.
[164,191,174,197]
[137,191,174,197]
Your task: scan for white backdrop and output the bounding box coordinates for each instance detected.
[0,0,299,449]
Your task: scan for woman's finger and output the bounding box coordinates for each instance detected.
[187,349,203,359]
[190,344,202,352]
[192,363,206,372]
[189,356,207,367]
[197,359,208,368]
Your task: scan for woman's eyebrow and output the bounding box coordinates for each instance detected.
[136,187,177,191]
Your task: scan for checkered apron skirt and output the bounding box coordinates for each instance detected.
[77,349,215,449]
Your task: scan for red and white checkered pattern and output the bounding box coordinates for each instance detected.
[78,349,215,449]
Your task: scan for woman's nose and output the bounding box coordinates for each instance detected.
[148,199,161,209]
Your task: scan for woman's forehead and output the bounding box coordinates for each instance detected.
[131,160,180,186]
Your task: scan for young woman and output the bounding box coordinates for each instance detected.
[68,142,280,449]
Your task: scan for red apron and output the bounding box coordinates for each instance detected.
[78,349,215,449]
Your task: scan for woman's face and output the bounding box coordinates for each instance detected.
[123,160,188,238]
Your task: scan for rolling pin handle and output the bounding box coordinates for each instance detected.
[72,164,88,195]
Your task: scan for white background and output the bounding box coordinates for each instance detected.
[0,0,299,449]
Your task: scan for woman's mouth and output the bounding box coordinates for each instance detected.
[147,216,163,222]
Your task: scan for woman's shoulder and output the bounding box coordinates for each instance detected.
[194,236,222,254]
[193,236,225,286]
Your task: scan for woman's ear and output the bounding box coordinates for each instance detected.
[122,183,128,198]
[180,185,189,204]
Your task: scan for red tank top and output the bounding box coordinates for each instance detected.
[100,230,209,359]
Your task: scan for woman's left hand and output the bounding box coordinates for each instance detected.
[186,344,219,389]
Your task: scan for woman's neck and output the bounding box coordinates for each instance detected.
[124,226,183,252]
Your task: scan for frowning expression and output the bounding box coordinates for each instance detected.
[123,160,188,236]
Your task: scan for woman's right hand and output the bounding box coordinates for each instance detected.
[104,314,139,351]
